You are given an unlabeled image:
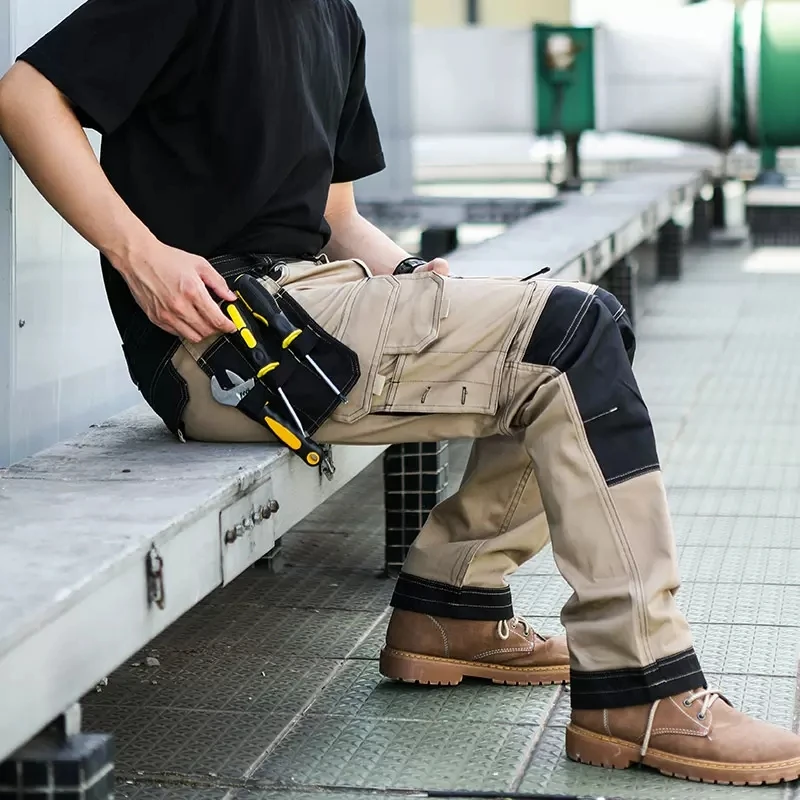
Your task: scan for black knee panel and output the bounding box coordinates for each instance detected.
[593,287,636,366]
[523,285,659,487]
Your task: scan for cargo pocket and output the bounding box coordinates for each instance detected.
[324,272,448,424]
[375,275,535,418]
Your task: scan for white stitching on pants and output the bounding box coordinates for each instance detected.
[558,375,656,667]
[549,293,593,366]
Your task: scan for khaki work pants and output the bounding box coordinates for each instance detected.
[173,258,705,710]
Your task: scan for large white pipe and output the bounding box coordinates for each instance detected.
[593,1,736,147]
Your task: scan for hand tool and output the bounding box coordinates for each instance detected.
[211,369,323,468]
[233,273,348,403]
[220,297,308,436]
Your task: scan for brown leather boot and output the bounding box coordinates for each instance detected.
[379,608,569,686]
[568,688,800,785]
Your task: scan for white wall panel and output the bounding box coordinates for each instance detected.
[1,0,137,466]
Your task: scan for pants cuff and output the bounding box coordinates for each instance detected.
[390,572,514,621]
[570,648,706,710]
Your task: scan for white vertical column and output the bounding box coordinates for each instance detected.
[1,0,136,466]
[349,0,414,202]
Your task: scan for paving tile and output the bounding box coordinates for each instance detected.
[202,564,395,613]
[306,658,562,726]
[676,583,800,626]
[690,624,800,676]
[233,792,415,800]
[676,547,800,584]
[84,650,338,717]
[250,713,545,793]
[141,603,383,661]
[671,516,800,549]
[665,488,800,518]
[82,704,290,779]
[509,574,574,618]
[115,786,225,800]
[519,726,782,799]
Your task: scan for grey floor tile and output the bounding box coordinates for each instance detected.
[520,726,782,800]
[509,574,574,617]
[115,786,226,800]
[690,624,800,676]
[202,564,395,613]
[676,583,800,626]
[84,651,338,717]
[145,603,383,660]
[251,714,545,793]
[676,547,800,584]
[671,516,800,549]
[83,704,290,779]
[665,488,800,518]
[234,792,419,800]
[306,658,562,726]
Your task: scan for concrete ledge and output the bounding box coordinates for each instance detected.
[0,405,383,762]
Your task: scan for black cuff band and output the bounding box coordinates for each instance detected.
[393,257,427,276]
[570,648,707,710]
[390,572,514,621]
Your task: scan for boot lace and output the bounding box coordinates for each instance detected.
[640,688,722,757]
[497,616,532,640]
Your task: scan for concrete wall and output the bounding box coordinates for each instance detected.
[350,0,414,202]
[1,0,137,467]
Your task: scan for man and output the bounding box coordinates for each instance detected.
[1,0,798,787]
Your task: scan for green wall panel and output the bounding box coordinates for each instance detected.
[760,1,800,146]
[534,25,595,136]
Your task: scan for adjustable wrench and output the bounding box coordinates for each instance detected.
[210,369,324,468]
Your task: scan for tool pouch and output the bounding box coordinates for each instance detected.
[193,273,361,437]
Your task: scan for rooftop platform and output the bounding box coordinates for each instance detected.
[82,236,800,800]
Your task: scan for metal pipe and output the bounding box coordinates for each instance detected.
[466,0,479,25]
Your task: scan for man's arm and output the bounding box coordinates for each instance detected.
[0,63,236,343]
[323,182,449,277]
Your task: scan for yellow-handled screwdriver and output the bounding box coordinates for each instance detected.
[220,298,308,436]
[234,274,348,403]
[210,370,323,468]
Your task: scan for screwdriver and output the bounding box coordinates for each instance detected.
[234,274,348,404]
[212,371,323,468]
[221,299,309,436]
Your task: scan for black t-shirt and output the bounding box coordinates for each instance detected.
[17,0,386,337]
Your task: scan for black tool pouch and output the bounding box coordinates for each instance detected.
[194,277,361,437]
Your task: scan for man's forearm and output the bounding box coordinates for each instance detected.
[0,62,157,271]
[324,208,410,276]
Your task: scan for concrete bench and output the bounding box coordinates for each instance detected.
[0,166,710,798]
[0,409,384,780]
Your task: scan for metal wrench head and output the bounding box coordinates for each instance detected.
[210,370,255,407]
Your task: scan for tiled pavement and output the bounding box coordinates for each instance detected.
[85,238,800,800]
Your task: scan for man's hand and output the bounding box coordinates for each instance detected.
[116,241,238,343]
[414,258,450,277]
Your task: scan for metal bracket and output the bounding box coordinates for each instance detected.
[146,545,165,610]
[320,444,336,481]
[223,499,280,544]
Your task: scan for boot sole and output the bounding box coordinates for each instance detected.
[566,723,800,785]
[379,646,569,687]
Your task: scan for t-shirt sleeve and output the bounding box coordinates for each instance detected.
[16,0,197,136]
[332,28,386,184]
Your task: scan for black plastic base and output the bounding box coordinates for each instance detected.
[383,442,449,576]
[657,219,683,280]
[0,734,114,800]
